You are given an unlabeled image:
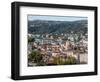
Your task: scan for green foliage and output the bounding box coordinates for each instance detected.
[28,51,78,66]
[28,37,35,43]
[28,51,47,66]
[53,57,64,65]
[37,60,46,66]
[65,56,78,64]
[53,56,78,65]
[28,20,87,34]
[28,51,42,63]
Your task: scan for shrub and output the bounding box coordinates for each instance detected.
[28,51,42,63]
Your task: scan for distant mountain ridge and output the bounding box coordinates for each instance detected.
[28,20,88,34]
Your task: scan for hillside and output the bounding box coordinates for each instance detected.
[28,20,87,34]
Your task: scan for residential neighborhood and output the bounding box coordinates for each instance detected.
[28,32,88,66]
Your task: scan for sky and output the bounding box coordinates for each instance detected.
[28,15,87,22]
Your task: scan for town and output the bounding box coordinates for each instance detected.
[28,32,88,66]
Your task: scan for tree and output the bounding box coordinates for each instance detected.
[28,51,42,63]
[28,37,35,43]
[52,56,78,65]
[64,56,78,64]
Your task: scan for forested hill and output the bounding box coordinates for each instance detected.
[28,20,87,34]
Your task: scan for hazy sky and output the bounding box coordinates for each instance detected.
[28,15,87,21]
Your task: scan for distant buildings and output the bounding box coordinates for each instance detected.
[28,32,88,66]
